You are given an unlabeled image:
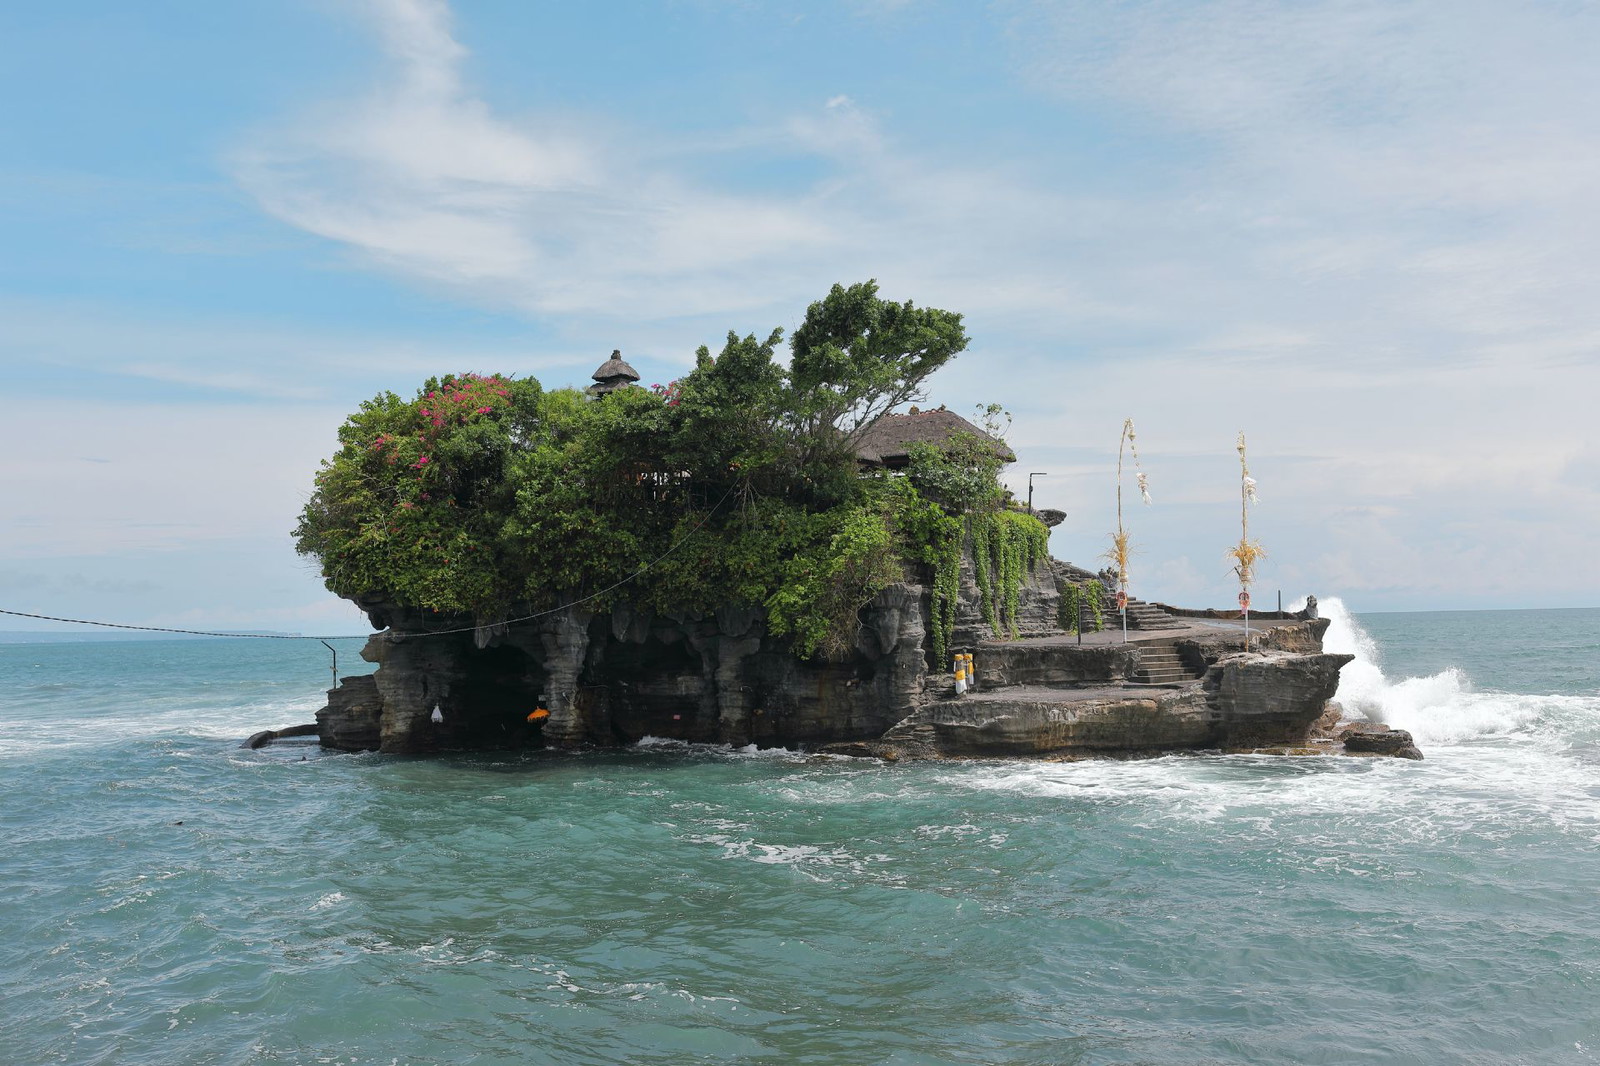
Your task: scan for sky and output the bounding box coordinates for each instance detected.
[3,0,1598,635]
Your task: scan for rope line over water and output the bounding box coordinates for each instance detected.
[1,483,741,642]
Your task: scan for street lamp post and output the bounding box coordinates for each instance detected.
[1027,472,1047,514]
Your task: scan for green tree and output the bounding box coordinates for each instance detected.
[293,373,543,617]
[294,282,1027,657]
[788,280,969,467]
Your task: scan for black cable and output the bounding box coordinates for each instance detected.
[1,481,741,642]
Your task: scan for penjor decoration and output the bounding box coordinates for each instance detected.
[1106,418,1151,644]
[1225,432,1266,641]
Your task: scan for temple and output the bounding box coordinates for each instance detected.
[587,350,640,396]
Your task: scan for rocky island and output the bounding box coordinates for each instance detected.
[298,282,1397,760]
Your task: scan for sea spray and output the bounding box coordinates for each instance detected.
[1321,597,1588,746]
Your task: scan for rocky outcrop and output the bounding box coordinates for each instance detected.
[853,645,1352,759]
[1341,726,1424,760]
[879,687,1213,755]
[316,557,1364,762]
[949,553,1061,648]
[970,641,1140,688]
[1174,617,1331,673]
[1203,649,1354,748]
[319,581,936,754]
[316,673,383,752]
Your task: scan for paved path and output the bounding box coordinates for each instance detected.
[948,684,1191,702]
[993,614,1299,648]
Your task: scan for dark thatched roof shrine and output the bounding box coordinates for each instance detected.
[853,407,1015,469]
[588,350,641,396]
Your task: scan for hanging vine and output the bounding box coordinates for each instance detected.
[970,510,1050,639]
[969,516,998,633]
[929,524,961,664]
[1085,580,1105,632]
[1060,582,1080,633]
[886,479,963,664]
[1059,580,1106,634]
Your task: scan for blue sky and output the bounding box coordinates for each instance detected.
[3,0,1598,634]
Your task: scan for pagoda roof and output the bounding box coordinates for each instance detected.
[853,407,1015,468]
[591,350,640,384]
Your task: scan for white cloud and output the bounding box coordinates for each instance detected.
[0,298,609,398]
[217,0,1600,610]
[231,0,849,320]
[232,0,1146,332]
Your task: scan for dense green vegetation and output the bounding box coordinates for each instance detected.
[295,282,1050,659]
[1059,580,1107,635]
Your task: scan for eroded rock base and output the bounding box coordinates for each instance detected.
[312,562,1397,761]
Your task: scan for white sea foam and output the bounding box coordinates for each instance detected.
[1319,597,1595,746]
[633,736,806,760]
[944,599,1600,840]
[0,691,330,758]
[309,891,346,912]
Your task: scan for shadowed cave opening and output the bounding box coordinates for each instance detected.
[449,643,549,750]
[590,635,717,744]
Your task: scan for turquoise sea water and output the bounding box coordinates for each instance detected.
[3,602,1598,1065]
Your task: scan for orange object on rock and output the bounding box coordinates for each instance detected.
[527,708,550,722]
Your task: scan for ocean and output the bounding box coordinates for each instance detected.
[2,601,1597,1065]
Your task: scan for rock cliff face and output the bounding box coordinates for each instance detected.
[316,556,1358,760]
[320,580,943,754]
[831,624,1353,760]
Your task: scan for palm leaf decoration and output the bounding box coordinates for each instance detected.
[1225,537,1267,587]
[1104,418,1150,596]
[1227,431,1264,599]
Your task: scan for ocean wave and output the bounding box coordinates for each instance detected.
[632,736,810,761]
[683,831,899,883]
[1321,597,1600,748]
[0,691,329,759]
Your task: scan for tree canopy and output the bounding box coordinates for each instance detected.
[295,282,1042,659]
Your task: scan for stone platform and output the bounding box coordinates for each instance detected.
[823,617,1364,760]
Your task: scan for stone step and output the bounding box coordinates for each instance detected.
[1097,597,1189,631]
[1132,644,1201,685]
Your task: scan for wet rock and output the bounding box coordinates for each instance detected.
[972,642,1139,689]
[1307,700,1344,740]
[866,647,1352,759]
[1175,618,1331,672]
[1341,727,1424,760]
[316,673,383,752]
[1207,650,1354,748]
[882,688,1212,756]
[817,740,918,762]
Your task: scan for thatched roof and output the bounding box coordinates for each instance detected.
[853,407,1015,468]
[588,350,641,395]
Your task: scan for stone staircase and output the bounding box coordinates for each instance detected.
[1129,642,1202,685]
[1121,596,1188,631]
